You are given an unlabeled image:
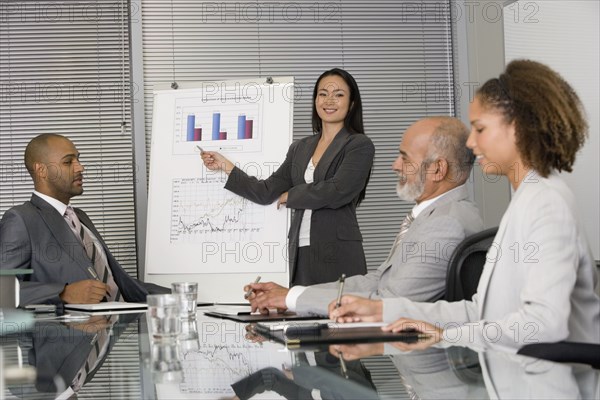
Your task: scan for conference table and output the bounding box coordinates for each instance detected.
[1,308,598,399]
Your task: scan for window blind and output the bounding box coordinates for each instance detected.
[0,0,138,276]
[139,0,455,271]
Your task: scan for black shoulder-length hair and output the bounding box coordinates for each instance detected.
[311,68,364,135]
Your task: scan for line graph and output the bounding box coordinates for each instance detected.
[170,176,265,243]
[179,342,269,395]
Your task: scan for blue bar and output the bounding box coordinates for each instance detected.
[186,115,195,141]
[212,113,221,140]
[237,115,246,139]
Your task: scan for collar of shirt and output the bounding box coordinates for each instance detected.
[411,184,465,218]
[33,190,70,216]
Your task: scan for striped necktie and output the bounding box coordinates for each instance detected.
[71,315,119,391]
[64,206,121,302]
[385,211,415,263]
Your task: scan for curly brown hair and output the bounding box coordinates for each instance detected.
[476,59,588,177]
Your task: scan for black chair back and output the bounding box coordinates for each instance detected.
[444,227,498,383]
[518,341,600,369]
[445,227,498,302]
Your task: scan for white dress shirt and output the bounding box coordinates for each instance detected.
[298,159,316,247]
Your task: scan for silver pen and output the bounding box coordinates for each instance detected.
[337,351,349,379]
[335,274,346,309]
[88,266,99,280]
[244,276,261,299]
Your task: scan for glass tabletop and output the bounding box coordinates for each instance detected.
[1,309,598,399]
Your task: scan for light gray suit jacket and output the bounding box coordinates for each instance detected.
[383,172,600,352]
[479,350,599,400]
[0,194,168,305]
[295,185,483,315]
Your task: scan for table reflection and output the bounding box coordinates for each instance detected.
[481,351,600,400]
[2,312,139,399]
[147,315,293,399]
[2,310,598,400]
[326,340,599,400]
[144,315,380,399]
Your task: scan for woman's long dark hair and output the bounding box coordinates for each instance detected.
[311,68,370,205]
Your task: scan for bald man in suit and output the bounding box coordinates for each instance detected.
[245,117,484,316]
[0,133,167,305]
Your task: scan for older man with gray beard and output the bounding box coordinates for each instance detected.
[245,117,484,316]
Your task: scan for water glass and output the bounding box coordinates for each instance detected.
[147,294,181,340]
[150,341,183,383]
[171,282,199,318]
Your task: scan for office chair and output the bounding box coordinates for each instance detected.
[518,342,600,369]
[444,227,498,384]
[445,227,499,302]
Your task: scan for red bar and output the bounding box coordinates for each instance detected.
[219,131,227,140]
[193,128,202,141]
[244,120,253,139]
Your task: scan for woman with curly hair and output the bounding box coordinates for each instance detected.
[330,60,599,352]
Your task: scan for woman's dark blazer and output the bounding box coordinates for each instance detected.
[224,128,375,285]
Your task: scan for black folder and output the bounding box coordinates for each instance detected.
[252,323,425,346]
[203,310,322,323]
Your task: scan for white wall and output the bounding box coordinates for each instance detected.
[455,0,513,229]
[504,0,600,260]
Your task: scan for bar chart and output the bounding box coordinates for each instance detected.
[186,112,255,142]
[173,99,262,155]
[186,112,254,141]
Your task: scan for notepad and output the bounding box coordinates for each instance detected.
[328,321,388,329]
[65,301,147,312]
[259,319,332,331]
[258,321,387,331]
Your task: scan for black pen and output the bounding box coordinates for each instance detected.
[335,274,346,309]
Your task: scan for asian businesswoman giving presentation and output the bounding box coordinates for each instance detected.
[201,68,375,286]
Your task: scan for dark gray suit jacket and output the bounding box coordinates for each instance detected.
[224,128,375,285]
[0,194,167,305]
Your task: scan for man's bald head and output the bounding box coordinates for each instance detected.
[24,134,84,204]
[24,133,69,177]
[424,116,474,185]
[394,116,473,203]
